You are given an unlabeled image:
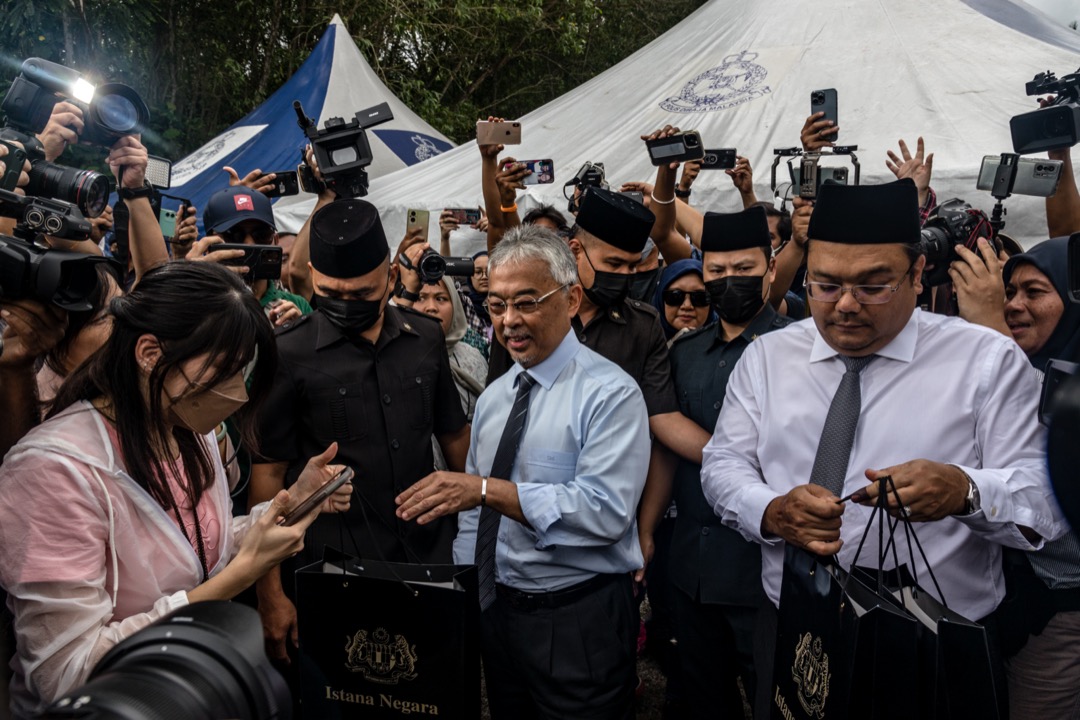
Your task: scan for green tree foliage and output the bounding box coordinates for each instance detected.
[0,0,706,159]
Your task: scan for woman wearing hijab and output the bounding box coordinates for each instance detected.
[457,250,492,359]
[652,258,716,344]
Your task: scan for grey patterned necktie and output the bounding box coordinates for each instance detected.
[808,355,874,496]
[474,372,537,611]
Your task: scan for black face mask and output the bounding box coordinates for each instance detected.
[317,278,388,333]
[705,275,767,324]
[629,266,661,302]
[581,246,631,308]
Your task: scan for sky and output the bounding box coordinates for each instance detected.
[1025,0,1080,24]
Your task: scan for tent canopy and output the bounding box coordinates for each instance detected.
[297,0,1078,252]
[168,14,453,232]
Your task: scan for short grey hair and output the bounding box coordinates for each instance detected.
[488,225,579,288]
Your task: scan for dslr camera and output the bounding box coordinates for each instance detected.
[0,130,109,219]
[918,198,997,287]
[1011,68,1080,155]
[0,189,109,311]
[294,100,394,198]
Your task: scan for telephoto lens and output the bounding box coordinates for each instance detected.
[26,160,109,219]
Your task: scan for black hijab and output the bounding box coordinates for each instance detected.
[1003,236,1080,369]
[466,250,490,326]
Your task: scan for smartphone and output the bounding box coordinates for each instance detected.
[700,148,737,170]
[216,243,283,281]
[446,208,482,225]
[278,467,355,527]
[976,155,1062,198]
[645,131,705,166]
[502,159,554,185]
[407,208,430,240]
[810,88,839,141]
[0,141,27,192]
[791,163,849,199]
[159,208,177,239]
[264,170,300,198]
[476,121,522,145]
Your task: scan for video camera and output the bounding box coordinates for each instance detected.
[0,189,108,311]
[1011,68,1080,155]
[2,57,149,147]
[563,162,606,213]
[404,249,474,286]
[294,100,394,198]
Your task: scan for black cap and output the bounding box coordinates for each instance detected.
[575,186,655,254]
[808,179,920,245]
[309,199,389,278]
[203,187,276,234]
[701,206,771,252]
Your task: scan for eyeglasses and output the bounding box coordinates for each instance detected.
[484,284,568,316]
[662,289,710,308]
[220,224,275,245]
[473,267,488,277]
[804,261,916,305]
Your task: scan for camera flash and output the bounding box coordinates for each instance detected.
[71,78,95,104]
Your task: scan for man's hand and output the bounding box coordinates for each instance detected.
[791,197,813,247]
[0,142,31,196]
[853,461,969,522]
[173,205,198,247]
[397,241,429,295]
[477,116,507,159]
[0,300,68,368]
[188,236,248,275]
[886,137,934,208]
[258,592,298,664]
[726,155,754,196]
[801,112,838,152]
[88,204,114,245]
[641,125,683,171]
[949,237,1009,334]
[267,299,303,328]
[619,181,655,208]
[37,102,85,162]
[761,484,845,555]
[395,471,482,525]
[106,135,149,190]
[634,531,655,584]
[303,145,336,201]
[439,210,460,243]
[496,157,530,205]
[679,160,701,192]
[225,166,277,196]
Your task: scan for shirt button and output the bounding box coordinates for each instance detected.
[338,387,347,395]
[391,440,400,450]
[415,377,423,385]
[579,334,587,342]
[701,527,710,536]
[991,506,998,518]
[382,394,392,405]
[713,401,721,410]
[718,360,727,368]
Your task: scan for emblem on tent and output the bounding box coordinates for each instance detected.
[660,51,771,113]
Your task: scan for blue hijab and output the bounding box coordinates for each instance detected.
[651,258,716,339]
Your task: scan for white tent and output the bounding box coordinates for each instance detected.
[281,0,1080,252]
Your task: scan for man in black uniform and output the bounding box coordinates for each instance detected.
[487,186,710,464]
[250,198,470,664]
[638,205,790,720]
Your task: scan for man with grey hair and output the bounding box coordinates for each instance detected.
[396,224,650,719]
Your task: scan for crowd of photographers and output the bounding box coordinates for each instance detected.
[0,56,1079,720]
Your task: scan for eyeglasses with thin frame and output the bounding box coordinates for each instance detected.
[473,266,488,277]
[662,289,710,308]
[804,261,916,305]
[484,284,569,316]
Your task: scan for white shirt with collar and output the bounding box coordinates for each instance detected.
[701,308,1063,621]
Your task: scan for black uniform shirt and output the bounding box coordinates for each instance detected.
[667,304,791,605]
[256,305,467,568]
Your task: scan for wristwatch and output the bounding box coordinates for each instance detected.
[674,187,692,199]
[956,468,981,515]
[118,182,155,201]
[396,286,420,302]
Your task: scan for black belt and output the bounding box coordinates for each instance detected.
[495,573,618,611]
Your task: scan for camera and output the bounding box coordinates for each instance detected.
[294,100,394,198]
[0,189,108,311]
[563,162,606,213]
[918,198,997,287]
[2,58,149,146]
[411,249,474,285]
[1010,68,1080,155]
[0,130,109,219]
[40,601,290,719]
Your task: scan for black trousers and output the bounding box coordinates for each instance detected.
[481,574,637,720]
[672,586,758,719]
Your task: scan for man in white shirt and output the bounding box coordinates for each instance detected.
[700,179,1063,716]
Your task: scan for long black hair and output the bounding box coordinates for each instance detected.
[49,261,277,509]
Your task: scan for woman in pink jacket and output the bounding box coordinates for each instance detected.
[0,262,349,717]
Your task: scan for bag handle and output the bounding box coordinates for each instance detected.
[879,477,948,607]
[846,475,890,594]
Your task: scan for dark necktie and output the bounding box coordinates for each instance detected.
[808,355,874,496]
[474,371,537,611]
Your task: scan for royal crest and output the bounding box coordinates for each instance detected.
[660,51,771,113]
[412,134,443,162]
[344,627,419,685]
[791,632,830,718]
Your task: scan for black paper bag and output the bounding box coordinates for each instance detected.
[771,545,917,720]
[295,549,480,719]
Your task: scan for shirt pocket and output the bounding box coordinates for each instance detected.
[400,371,436,429]
[679,387,705,427]
[305,382,368,442]
[518,447,577,485]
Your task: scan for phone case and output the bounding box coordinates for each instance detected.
[158,209,177,238]
[645,131,705,166]
[811,89,839,140]
[520,160,555,186]
[476,121,522,145]
[701,148,737,169]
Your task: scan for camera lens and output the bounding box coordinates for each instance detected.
[705,154,717,164]
[418,250,446,284]
[812,92,824,104]
[96,93,139,133]
[27,160,109,218]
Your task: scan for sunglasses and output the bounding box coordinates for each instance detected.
[220,224,275,245]
[662,289,710,308]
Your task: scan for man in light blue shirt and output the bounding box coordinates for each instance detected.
[396,225,650,719]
